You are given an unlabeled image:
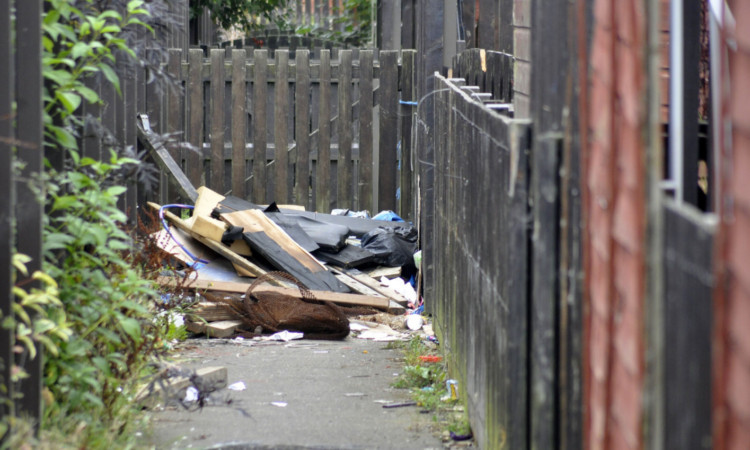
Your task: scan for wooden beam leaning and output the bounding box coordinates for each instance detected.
[294,50,311,209]
[231,49,247,199]
[252,49,268,203]
[137,114,199,203]
[210,49,225,193]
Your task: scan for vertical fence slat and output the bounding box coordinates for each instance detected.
[187,49,204,187]
[231,49,247,199]
[210,49,225,193]
[378,50,399,212]
[358,50,374,213]
[253,49,268,203]
[295,50,311,209]
[337,50,353,208]
[275,50,290,203]
[0,0,13,423]
[166,48,183,200]
[14,0,43,422]
[400,50,416,220]
[316,50,332,213]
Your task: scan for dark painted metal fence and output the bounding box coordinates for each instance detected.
[430,73,532,449]
[1,0,45,430]
[663,200,715,449]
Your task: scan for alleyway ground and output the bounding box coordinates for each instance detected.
[148,334,449,449]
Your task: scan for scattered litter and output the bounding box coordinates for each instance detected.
[263,330,305,342]
[372,210,404,222]
[313,350,329,354]
[380,276,418,304]
[271,401,288,407]
[382,401,417,408]
[450,431,473,441]
[418,355,443,363]
[227,381,246,391]
[445,379,459,400]
[349,322,372,331]
[232,337,245,343]
[405,314,424,331]
[184,386,199,403]
[421,386,435,392]
[344,393,366,397]
[373,399,392,404]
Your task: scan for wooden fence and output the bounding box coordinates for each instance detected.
[140,48,417,219]
[430,73,532,449]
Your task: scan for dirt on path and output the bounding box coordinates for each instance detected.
[146,335,449,449]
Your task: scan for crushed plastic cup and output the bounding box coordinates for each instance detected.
[405,315,424,330]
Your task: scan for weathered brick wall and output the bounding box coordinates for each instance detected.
[714,2,750,448]
[584,0,647,448]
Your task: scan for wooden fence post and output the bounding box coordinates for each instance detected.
[253,49,268,203]
[274,50,290,203]
[378,50,399,212]
[231,49,247,199]
[294,50,311,209]
[358,50,374,214]
[167,48,184,200]
[187,49,204,187]
[400,50,416,221]
[316,50,332,213]
[337,50,353,209]
[210,49,225,193]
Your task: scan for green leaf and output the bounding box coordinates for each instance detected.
[97,10,122,21]
[106,186,128,196]
[55,90,82,113]
[43,69,74,86]
[51,125,78,149]
[120,317,142,343]
[76,85,100,103]
[70,42,90,59]
[98,63,121,95]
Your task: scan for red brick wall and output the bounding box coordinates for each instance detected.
[583,0,647,448]
[714,2,750,449]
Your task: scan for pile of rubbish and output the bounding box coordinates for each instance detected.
[151,186,425,341]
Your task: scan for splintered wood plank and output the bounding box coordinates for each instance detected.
[187,320,244,338]
[329,266,409,306]
[274,49,290,203]
[185,186,225,228]
[188,302,237,322]
[231,49,247,199]
[187,49,204,187]
[158,276,390,310]
[210,49,225,192]
[137,115,198,203]
[294,50,311,209]
[148,202,266,278]
[316,50,331,213]
[219,209,349,293]
[337,49,353,208]
[253,49,268,203]
[358,50,374,213]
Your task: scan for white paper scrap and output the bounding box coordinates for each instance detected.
[184,386,199,402]
[228,381,246,391]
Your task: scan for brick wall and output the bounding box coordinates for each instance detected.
[714,2,750,449]
[584,0,647,448]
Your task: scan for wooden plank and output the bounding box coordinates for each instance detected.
[378,51,399,212]
[210,49,225,193]
[137,114,198,202]
[328,266,409,306]
[294,50,311,209]
[358,50,374,213]
[231,49,247,199]
[187,320,244,338]
[337,50,353,209]
[149,202,267,277]
[0,0,13,423]
[220,209,348,292]
[187,49,204,187]
[399,50,416,220]
[188,302,236,322]
[316,50,332,213]
[367,266,402,279]
[159,277,390,310]
[274,50,290,203]
[252,49,268,202]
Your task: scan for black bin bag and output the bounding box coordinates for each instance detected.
[361,226,418,269]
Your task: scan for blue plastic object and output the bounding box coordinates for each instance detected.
[372,210,405,222]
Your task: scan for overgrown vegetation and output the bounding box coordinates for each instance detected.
[391,336,473,441]
[2,0,181,446]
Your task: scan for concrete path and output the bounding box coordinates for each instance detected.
[147,335,447,449]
